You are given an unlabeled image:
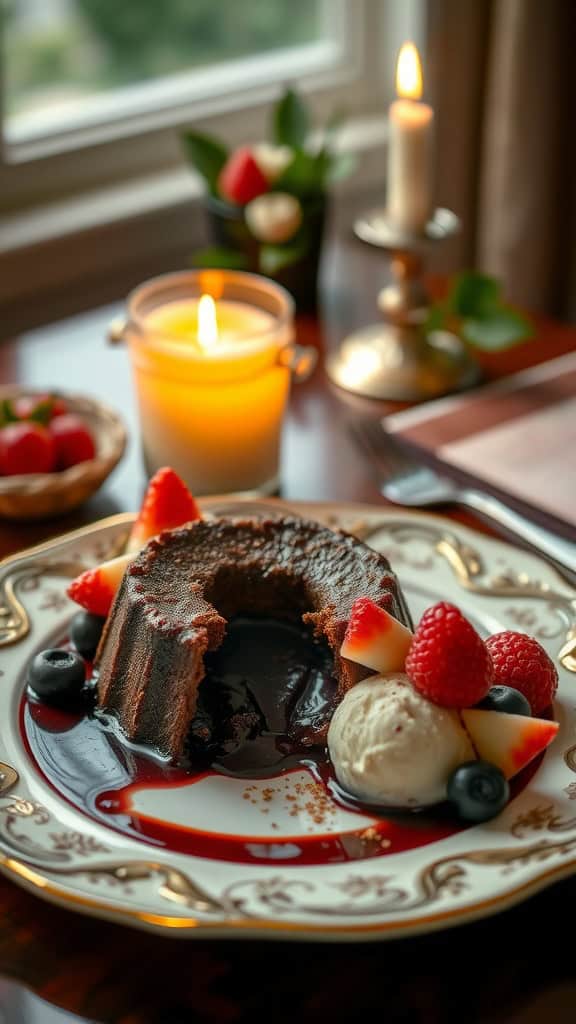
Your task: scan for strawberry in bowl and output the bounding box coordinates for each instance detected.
[0,388,126,520]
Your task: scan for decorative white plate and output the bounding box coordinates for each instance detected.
[0,500,575,942]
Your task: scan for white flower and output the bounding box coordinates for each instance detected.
[252,143,293,183]
[245,192,302,244]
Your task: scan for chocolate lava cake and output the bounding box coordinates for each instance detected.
[95,516,411,762]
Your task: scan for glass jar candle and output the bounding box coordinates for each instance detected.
[114,270,305,496]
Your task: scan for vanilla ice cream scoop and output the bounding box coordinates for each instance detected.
[328,673,474,807]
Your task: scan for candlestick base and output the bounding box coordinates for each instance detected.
[326,323,479,402]
[326,208,481,402]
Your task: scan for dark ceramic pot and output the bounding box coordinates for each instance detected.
[203,194,326,313]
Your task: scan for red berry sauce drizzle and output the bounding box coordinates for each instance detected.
[20,617,540,867]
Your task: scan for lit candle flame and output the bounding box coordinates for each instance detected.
[197,294,218,350]
[396,42,423,100]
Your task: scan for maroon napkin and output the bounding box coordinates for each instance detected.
[384,352,576,539]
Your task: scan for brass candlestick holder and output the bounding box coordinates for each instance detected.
[326,207,481,401]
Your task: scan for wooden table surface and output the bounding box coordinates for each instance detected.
[1,222,576,1022]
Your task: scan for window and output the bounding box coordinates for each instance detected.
[0,0,425,314]
[2,0,363,171]
[5,0,324,145]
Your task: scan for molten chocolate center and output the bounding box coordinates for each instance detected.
[188,616,337,774]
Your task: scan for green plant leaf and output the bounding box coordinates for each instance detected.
[424,303,448,335]
[28,399,54,426]
[314,107,349,181]
[462,308,533,350]
[326,150,356,183]
[181,131,228,192]
[310,148,331,187]
[323,107,345,147]
[273,87,309,149]
[260,240,307,275]
[0,399,17,427]
[427,269,533,351]
[274,150,325,198]
[190,246,248,270]
[448,272,501,317]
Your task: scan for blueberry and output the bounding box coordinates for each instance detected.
[447,761,510,823]
[478,685,531,717]
[70,611,105,660]
[28,648,86,705]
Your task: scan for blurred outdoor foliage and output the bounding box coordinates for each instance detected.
[4,0,319,116]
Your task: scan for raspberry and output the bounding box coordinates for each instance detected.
[405,602,493,707]
[485,632,558,714]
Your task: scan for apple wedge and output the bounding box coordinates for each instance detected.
[67,467,201,616]
[341,597,413,674]
[461,709,559,779]
[67,553,133,617]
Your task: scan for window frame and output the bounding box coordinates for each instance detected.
[0,0,383,211]
[0,0,425,323]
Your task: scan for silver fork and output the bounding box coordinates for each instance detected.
[351,419,576,574]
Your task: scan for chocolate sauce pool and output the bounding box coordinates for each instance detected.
[22,617,471,865]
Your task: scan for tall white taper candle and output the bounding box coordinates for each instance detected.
[386,42,434,234]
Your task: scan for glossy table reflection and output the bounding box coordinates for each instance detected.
[1,220,576,1022]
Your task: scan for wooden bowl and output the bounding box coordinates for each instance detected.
[0,389,127,520]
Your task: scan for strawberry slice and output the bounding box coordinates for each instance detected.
[127,467,200,553]
[341,597,413,674]
[67,468,200,616]
[67,553,132,617]
[461,709,559,779]
[218,146,268,205]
